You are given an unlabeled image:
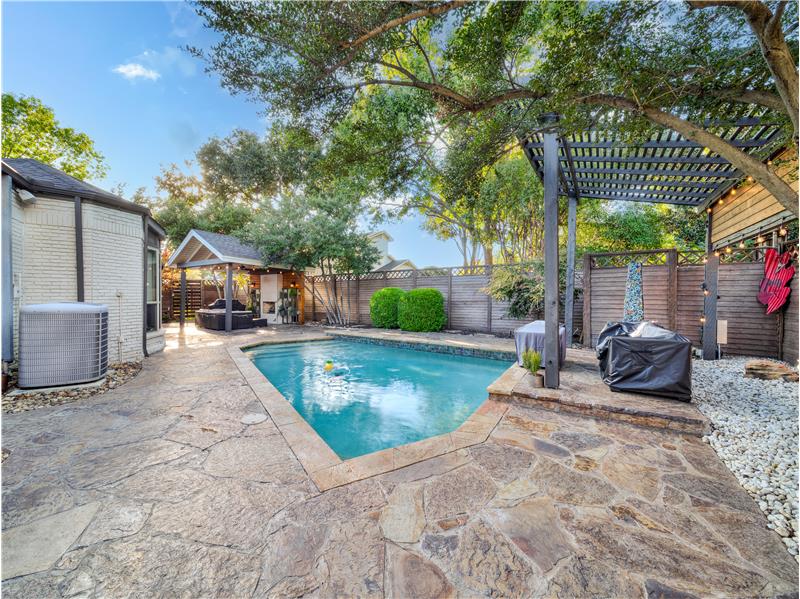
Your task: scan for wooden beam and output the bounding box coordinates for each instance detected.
[565,195,577,344]
[225,263,233,332]
[525,138,769,150]
[176,258,227,269]
[582,253,592,347]
[542,114,560,388]
[702,253,719,360]
[179,268,186,328]
[572,166,739,178]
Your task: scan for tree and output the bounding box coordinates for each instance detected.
[2,93,107,180]
[193,0,798,213]
[240,191,380,325]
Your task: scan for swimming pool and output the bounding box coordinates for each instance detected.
[246,338,510,459]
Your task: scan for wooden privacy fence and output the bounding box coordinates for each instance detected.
[582,247,798,362]
[304,265,584,338]
[162,280,248,322]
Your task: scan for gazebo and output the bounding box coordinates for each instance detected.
[166,229,301,332]
[520,114,786,388]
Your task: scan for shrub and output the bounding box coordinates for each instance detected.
[522,349,542,374]
[369,287,406,328]
[398,288,447,332]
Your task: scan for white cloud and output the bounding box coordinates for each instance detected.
[113,63,161,81]
[138,47,196,78]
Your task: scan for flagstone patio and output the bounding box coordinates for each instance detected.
[2,324,797,598]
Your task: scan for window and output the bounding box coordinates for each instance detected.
[146,247,160,331]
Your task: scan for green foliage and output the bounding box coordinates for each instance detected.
[522,349,542,374]
[2,93,107,180]
[397,288,447,332]
[482,263,565,320]
[369,287,406,328]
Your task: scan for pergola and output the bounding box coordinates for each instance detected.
[520,114,784,388]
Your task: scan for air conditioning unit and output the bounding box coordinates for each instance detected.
[18,303,109,389]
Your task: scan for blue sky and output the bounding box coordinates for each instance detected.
[2,1,463,267]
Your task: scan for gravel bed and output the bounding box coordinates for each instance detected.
[2,362,142,414]
[693,356,799,560]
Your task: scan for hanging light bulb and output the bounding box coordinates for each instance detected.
[767,160,773,166]
[702,256,708,264]
[725,246,732,254]
[718,198,724,206]
[779,225,788,237]
[703,289,710,296]
[738,240,745,249]
[729,188,737,196]
[706,207,712,214]
[700,316,706,324]
[757,233,765,244]
[746,175,754,183]
[713,250,720,257]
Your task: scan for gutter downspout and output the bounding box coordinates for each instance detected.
[2,175,14,368]
[142,217,149,358]
[74,196,85,301]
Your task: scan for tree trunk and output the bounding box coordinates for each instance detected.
[688,0,799,141]
[584,94,798,215]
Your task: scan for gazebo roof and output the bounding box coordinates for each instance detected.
[520,117,784,208]
[166,229,263,268]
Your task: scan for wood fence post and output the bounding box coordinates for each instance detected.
[412,269,418,289]
[486,264,493,333]
[356,276,361,324]
[582,254,592,347]
[447,268,453,329]
[179,268,186,328]
[667,249,678,331]
[311,278,316,322]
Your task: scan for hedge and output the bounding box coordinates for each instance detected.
[369,287,406,328]
[398,288,447,332]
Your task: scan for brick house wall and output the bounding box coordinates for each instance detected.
[10,192,159,363]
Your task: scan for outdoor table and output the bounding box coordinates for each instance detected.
[514,320,567,368]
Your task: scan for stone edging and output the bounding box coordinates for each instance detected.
[324,330,516,362]
[226,342,508,492]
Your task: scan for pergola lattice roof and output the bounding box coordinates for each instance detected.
[521,117,784,207]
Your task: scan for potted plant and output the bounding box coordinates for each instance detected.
[522,349,544,387]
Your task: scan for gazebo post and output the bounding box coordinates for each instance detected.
[541,113,561,388]
[225,263,233,332]
[565,194,577,345]
[179,267,186,329]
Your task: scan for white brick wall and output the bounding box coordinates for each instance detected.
[83,202,145,362]
[10,194,159,364]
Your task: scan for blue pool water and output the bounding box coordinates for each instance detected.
[246,339,510,459]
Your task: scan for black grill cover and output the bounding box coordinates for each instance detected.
[596,321,692,402]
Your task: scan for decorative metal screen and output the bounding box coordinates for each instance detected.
[18,303,109,388]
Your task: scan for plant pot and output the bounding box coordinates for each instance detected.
[531,372,544,388]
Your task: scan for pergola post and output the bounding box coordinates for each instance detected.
[542,113,561,388]
[564,194,577,345]
[225,263,233,332]
[179,268,187,328]
[702,254,719,360]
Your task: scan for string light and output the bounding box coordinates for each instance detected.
[713,250,720,257]
[706,207,712,214]
[702,256,708,264]
[703,289,710,296]
[746,175,754,183]
[779,225,788,237]
[718,198,724,206]
[757,233,765,244]
[767,160,773,166]
[725,246,732,254]
[700,316,706,323]
[738,240,746,249]
[729,188,736,196]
